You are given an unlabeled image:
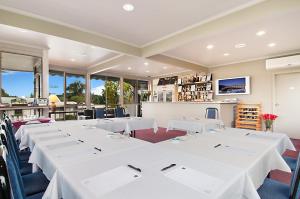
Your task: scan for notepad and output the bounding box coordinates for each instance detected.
[164,166,223,196]
[81,166,141,197]
[46,141,80,150]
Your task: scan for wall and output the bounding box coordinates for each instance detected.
[209,58,300,113]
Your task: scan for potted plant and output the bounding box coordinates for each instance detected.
[262,113,278,132]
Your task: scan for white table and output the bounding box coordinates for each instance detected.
[43,145,259,199]
[16,117,158,150]
[167,119,223,133]
[158,130,292,189]
[28,126,150,180]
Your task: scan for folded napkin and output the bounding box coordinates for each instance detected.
[81,166,141,198]
[164,165,223,196]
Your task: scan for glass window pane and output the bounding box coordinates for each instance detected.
[49,70,64,102]
[106,76,120,108]
[123,79,137,104]
[66,74,86,110]
[91,75,106,107]
[138,80,150,102]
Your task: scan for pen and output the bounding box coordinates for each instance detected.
[161,163,176,171]
[214,144,221,148]
[94,147,102,152]
[127,164,142,172]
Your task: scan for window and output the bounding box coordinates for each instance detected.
[123,79,137,104]
[91,75,106,107]
[66,74,86,108]
[106,76,120,108]
[138,80,150,102]
[49,70,64,103]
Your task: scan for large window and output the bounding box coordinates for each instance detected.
[49,70,64,102]
[91,75,106,107]
[123,79,137,104]
[90,75,120,108]
[138,80,150,102]
[66,74,86,106]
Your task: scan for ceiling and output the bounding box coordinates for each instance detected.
[103,58,190,78]
[164,7,300,67]
[0,0,262,46]
[0,24,118,69]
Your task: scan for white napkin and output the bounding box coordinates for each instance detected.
[164,165,223,196]
[82,166,141,197]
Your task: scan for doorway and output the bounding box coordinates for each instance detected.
[274,72,300,138]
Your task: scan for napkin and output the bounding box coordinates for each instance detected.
[81,166,141,197]
[164,165,223,196]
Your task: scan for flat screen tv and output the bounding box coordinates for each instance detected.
[215,76,250,95]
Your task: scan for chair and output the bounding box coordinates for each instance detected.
[95,108,105,119]
[0,156,11,199]
[115,107,125,118]
[258,153,300,199]
[1,124,32,175]
[3,145,48,198]
[205,108,219,119]
[84,109,94,119]
[284,156,297,171]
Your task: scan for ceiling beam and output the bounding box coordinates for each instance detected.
[147,54,208,72]
[142,0,300,57]
[88,55,136,74]
[0,8,141,57]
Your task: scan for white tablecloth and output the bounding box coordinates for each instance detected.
[167,119,222,133]
[16,117,158,150]
[43,145,259,199]
[158,129,291,189]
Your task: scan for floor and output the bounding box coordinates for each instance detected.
[135,127,299,185]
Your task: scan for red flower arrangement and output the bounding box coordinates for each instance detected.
[261,113,278,131]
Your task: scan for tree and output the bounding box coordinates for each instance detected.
[66,81,85,103]
[1,88,9,97]
[103,80,119,107]
[123,82,134,104]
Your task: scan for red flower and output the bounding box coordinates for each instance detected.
[262,113,278,121]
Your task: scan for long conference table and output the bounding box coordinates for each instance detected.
[15,117,295,199]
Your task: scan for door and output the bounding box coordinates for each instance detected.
[274,72,300,138]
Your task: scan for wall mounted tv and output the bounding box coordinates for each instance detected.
[215,76,250,95]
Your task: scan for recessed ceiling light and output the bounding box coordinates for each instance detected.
[70,58,76,62]
[163,66,168,69]
[223,53,230,56]
[19,29,28,33]
[144,62,149,66]
[268,43,276,47]
[235,43,246,48]
[90,46,96,49]
[206,45,214,49]
[146,70,150,73]
[256,30,266,36]
[123,3,135,12]
[127,67,132,70]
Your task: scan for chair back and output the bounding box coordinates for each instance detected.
[289,153,300,199]
[0,155,11,199]
[2,146,26,199]
[84,109,94,119]
[205,108,219,119]
[115,107,125,118]
[95,108,105,119]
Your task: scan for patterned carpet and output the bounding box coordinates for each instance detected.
[135,127,299,185]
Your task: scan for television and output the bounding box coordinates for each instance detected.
[215,76,250,95]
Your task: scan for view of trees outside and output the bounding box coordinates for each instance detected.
[91,75,105,106]
[138,80,150,102]
[123,79,136,104]
[49,71,64,102]
[1,70,34,98]
[66,74,86,105]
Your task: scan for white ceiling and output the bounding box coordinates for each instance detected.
[0,24,118,69]
[0,0,262,46]
[103,58,190,78]
[164,8,300,67]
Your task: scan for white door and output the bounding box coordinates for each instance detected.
[274,72,300,138]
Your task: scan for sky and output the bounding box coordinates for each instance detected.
[219,77,246,87]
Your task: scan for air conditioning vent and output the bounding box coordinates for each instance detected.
[266,55,300,70]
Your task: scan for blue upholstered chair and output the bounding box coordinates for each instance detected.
[1,124,32,175]
[3,145,48,198]
[0,156,11,199]
[205,108,219,119]
[95,108,105,119]
[115,107,125,118]
[284,156,297,171]
[258,153,300,199]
